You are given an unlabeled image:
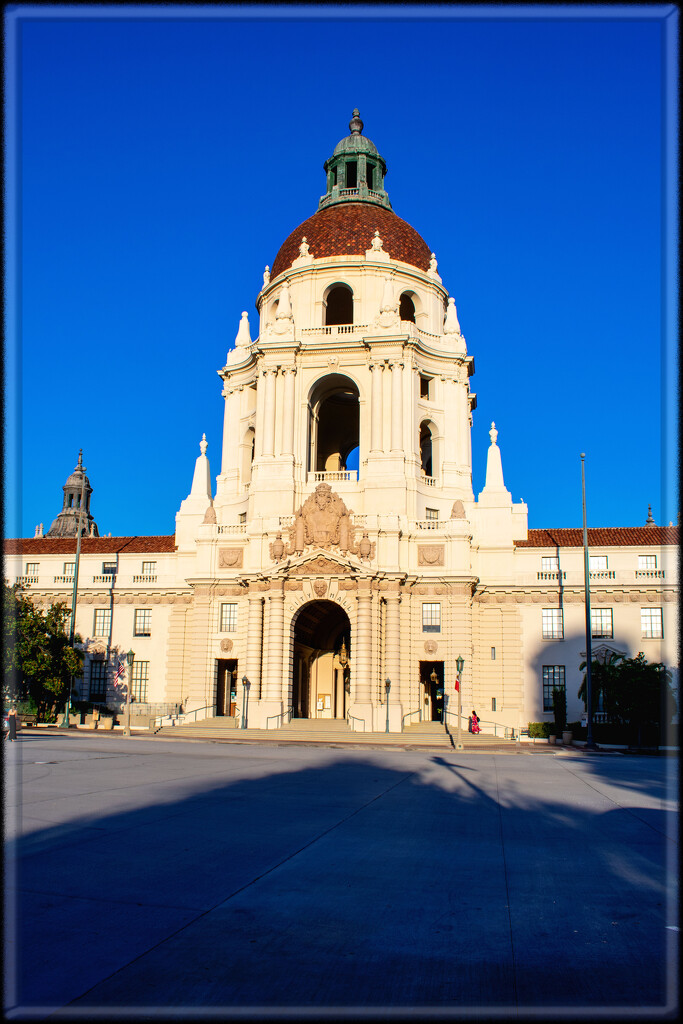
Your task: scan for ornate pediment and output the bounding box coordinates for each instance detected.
[287,553,355,576]
[270,482,375,562]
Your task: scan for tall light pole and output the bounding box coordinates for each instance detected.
[581,455,597,750]
[123,649,135,737]
[455,655,464,751]
[385,678,391,733]
[61,463,88,729]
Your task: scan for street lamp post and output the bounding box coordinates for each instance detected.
[581,454,598,751]
[241,676,250,729]
[455,655,464,751]
[385,678,391,733]
[123,649,135,737]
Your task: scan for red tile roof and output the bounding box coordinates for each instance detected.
[271,202,432,280]
[515,527,679,548]
[3,536,176,555]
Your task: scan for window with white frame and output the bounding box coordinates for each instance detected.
[141,561,156,576]
[541,556,559,572]
[63,562,75,576]
[220,603,237,632]
[638,555,657,570]
[131,661,149,701]
[591,608,613,639]
[641,607,663,639]
[542,608,563,639]
[134,609,152,636]
[89,659,107,701]
[422,603,441,632]
[542,666,565,712]
[25,562,39,575]
[102,561,117,575]
[93,608,111,637]
[589,555,608,571]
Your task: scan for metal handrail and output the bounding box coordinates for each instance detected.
[444,709,519,740]
[179,704,216,724]
[346,710,365,732]
[266,706,293,730]
[401,708,422,730]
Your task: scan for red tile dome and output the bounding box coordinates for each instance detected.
[271,203,432,280]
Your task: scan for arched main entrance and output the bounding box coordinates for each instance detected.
[292,601,351,720]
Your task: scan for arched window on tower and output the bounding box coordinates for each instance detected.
[324,285,353,327]
[399,293,416,323]
[420,422,434,478]
[308,374,360,478]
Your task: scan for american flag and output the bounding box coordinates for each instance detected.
[113,660,126,685]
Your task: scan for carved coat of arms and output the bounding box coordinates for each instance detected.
[270,483,375,562]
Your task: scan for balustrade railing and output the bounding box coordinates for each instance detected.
[53,575,74,584]
[92,574,114,584]
[412,519,442,530]
[420,475,437,487]
[311,470,358,483]
[537,571,566,580]
[16,576,38,586]
[300,324,371,338]
[589,571,615,579]
[217,525,247,534]
[133,574,157,583]
[635,569,665,578]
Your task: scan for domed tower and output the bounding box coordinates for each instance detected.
[213,110,476,525]
[46,450,99,537]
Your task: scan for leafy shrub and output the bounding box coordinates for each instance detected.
[552,687,567,734]
[528,721,553,738]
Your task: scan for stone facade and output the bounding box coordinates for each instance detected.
[5,114,678,732]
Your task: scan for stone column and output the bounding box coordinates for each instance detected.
[262,369,277,457]
[384,591,401,691]
[390,360,403,452]
[354,583,373,705]
[264,579,285,703]
[246,590,264,697]
[370,362,384,453]
[221,386,240,476]
[282,367,296,456]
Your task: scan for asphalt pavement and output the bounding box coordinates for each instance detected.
[4,733,678,1019]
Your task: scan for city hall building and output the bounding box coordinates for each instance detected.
[5,112,678,733]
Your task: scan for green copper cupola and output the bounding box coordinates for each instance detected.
[318,109,391,211]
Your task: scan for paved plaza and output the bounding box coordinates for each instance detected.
[4,733,678,1019]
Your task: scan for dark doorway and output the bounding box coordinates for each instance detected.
[216,659,238,717]
[419,661,444,722]
[293,601,351,720]
[400,293,416,323]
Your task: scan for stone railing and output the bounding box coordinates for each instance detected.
[635,569,665,579]
[16,575,38,586]
[217,525,247,534]
[420,475,437,487]
[412,519,443,531]
[132,574,157,583]
[537,571,566,580]
[92,575,114,584]
[53,575,74,584]
[300,324,371,338]
[311,471,358,484]
[589,571,616,579]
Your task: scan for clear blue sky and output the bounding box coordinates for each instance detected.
[5,5,678,538]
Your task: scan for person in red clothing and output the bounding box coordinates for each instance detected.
[470,710,481,734]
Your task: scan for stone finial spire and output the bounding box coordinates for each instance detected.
[349,108,364,135]
[479,421,511,500]
[188,434,212,501]
[444,297,461,335]
[299,237,310,257]
[276,279,293,320]
[235,311,252,348]
[645,504,656,526]
[263,265,270,288]
[200,432,208,456]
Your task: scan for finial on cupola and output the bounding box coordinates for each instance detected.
[235,311,252,348]
[444,297,461,335]
[489,422,498,445]
[645,503,656,526]
[200,433,208,456]
[77,449,83,469]
[349,108,364,135]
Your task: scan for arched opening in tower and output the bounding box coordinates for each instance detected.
[308,374,360,475]
[399,293,416,323]
[420,421,433,477]
[292,600,351,720]
[325,285,354,326]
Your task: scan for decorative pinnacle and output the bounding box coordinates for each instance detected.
[645,504,655,526]
[77,449,83,468]
[200,433,208,456]
[349,108,364,135]
[489,422,498,445]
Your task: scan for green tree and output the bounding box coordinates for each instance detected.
[3,581,84,719]
[578,650,673,746]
